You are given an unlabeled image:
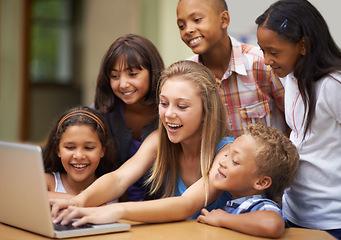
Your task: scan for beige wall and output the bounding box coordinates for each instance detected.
[0,0,25,141]
[158,0,193,67]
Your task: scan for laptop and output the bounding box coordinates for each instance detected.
[0,141,130,238]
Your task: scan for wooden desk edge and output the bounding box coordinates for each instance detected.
[0,220,336,240]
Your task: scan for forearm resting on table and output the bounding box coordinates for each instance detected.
[208,210,284,238]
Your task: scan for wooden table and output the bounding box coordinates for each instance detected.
[0,220,336,240]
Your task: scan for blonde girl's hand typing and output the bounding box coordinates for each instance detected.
[50,198,80,219]
[52,204,124,227]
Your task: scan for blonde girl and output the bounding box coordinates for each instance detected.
[50,61,234,219]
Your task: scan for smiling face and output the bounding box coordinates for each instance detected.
[110,59,150,105]
[57,125,104,186]
[158,77,204,145]
[257,26,305,78]
[213,135,265,199]
[176,0,228,55]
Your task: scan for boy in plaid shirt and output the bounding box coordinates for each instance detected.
[177,0,287,137]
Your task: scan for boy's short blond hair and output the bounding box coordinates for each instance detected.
[244,124,299,205]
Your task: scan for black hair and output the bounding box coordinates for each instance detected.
[178,0,228,12]
[256,0,341,139]
[43,106,117,177]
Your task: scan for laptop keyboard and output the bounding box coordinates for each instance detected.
[54,222,94,231]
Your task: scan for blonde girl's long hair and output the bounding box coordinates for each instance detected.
[146,60,231,204]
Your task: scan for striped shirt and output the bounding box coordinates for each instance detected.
[224,195,282,215]
[188,36,285,137]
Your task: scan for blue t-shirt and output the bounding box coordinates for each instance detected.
[174,136,235,219]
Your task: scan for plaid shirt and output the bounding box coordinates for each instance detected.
[188,36,285,137]
[224,195,282,215]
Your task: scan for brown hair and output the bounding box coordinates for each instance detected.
[94,34,164,114]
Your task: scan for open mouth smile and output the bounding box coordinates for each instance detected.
[167,123,183,130]
[188,37,203,47]
[71,164,89,169]
[122,90,136,96]
[217,168,227,179]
